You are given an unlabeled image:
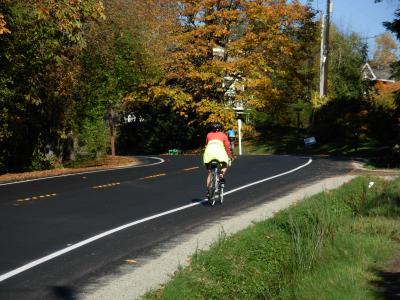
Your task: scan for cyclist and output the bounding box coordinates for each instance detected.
[203,122,233,193]
[227,128,236,156]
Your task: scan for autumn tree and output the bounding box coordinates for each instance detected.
[0,0,320,169]
[156,0,317,130]
[234,0,317,119]
[370,32,398,73]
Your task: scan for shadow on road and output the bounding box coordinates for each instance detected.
[50,286,78,300]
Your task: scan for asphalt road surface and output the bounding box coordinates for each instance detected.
[0,155,353,299]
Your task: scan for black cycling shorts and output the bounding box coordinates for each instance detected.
[205,161,227,170]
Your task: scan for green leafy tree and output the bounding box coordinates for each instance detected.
[328,26,368,100]
[0,0,104,171]
[75,0,169,157]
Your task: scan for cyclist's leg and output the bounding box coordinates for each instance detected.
[206,169,212,188]
[205,163,211,190]
[219,162,228,185]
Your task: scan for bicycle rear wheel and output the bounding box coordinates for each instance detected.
[218,185,224,204]
[208,171,218,206]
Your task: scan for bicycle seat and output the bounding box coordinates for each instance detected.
[209,160,223,169]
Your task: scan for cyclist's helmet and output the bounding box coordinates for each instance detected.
[210,122,223,132]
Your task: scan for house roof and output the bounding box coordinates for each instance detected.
[362,63,376,80]
[362,62,395,83]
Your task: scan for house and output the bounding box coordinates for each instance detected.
[362,62,400,94]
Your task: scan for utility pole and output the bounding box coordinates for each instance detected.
[320,0,332,97]
[319,12,325,97]
[324,0,332,95]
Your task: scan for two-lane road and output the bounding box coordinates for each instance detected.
[0,155,353,299]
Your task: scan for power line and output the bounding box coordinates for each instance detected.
[360,35,381,40]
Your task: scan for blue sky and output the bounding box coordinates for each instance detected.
[301,0,400,57]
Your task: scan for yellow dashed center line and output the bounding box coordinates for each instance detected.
[92,182,121,189]
[183,166,200,171]
[140,173,166,180]
[17,193,57,203]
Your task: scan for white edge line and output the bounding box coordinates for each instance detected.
[0,157,165,187]
[0,157,312,283]
[0,201,200,283]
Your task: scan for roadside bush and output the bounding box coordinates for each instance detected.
[311,97,367,142]
[118,103,202,155]
[78,117,109,159]
[312,95,397,145]
[28,147,52,171]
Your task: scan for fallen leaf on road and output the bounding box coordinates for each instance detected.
[125,259,137,264]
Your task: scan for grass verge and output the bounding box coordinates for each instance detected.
[242,127,399,169]
[143,176,400,299]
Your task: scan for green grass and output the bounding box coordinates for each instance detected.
[242,126,400,169]
[143,176,400,300]
[281,217,397,300]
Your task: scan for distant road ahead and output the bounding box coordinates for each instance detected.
[0,155,353,299]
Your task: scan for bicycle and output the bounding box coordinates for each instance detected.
[207,160,225,206]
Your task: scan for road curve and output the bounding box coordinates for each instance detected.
[0,155,353,299]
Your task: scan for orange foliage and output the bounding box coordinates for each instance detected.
[159,0,316,126]
[374,80,400,95]
[0,13,10,35]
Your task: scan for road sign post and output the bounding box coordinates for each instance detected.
[234,106,245,156]
[238,117,242,155]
